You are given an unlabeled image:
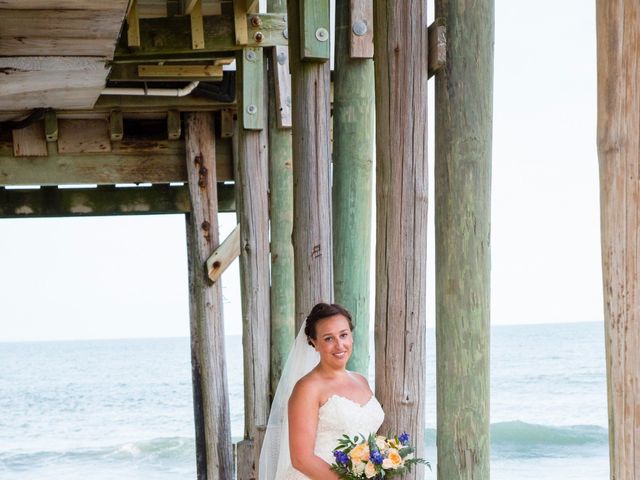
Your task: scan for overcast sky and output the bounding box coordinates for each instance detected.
[0,0,601,342]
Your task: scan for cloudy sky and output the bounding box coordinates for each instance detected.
[0,0,601,342]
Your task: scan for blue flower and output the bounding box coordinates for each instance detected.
[333,450,349,466]
[399,432,410,445]
[370,449,384,465]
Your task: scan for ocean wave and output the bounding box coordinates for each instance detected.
[423,421,607,458]
[0,437,195,470]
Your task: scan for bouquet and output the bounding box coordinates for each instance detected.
[330,432,429,479]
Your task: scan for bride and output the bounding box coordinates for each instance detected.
[259,303,385,479]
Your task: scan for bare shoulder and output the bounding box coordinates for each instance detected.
[289,371,322,407]
[349,371,373,391]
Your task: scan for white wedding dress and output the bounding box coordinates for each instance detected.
[278,394,385,479]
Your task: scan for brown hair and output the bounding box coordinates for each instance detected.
[304,303,354,346]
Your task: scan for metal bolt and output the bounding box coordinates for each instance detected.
[352,20,368,36]
[315,27,329,42]
[283,28,288,39]
[247,105,257,115]
[254,31,264,43]
[277,51,287,65]
[250,15,262,27]
[245,50,257,62]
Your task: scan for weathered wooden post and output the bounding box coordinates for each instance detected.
[434,0,493,478]
[287,0,333,328]
[373,2,428,478]
[266,0,295,393]
[184,112,233,479]
[596,2,640,478]
[234,47,271,480]
[333,0,374,375]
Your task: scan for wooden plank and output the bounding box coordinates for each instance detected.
[0,9,127,57]
[266,29,295,394]
[110,111,124,142]
[350,0,373,58]
[236,440,257,480]
[434,0,492,479]
[113,12,287,61]
[241,48,264,130]
[233,0,249,45]
[287,0,333,329]
[300,0,330,61]
[0,0,127,9]
[233,64,270,451]
[220,108,234,137]
[138,64,223,78]
[597,2,640,479]
[184,112,234,479]
[333,0,374,374]
[167,110,182,140]
[58,119,111,153]
[428,18,447,78]
[271,46,292,128]
[190,0,206,50]
[0,184,235,218]
[0,57,108,110]
[206,223,240,282]
[183,0,200,14]
[93,94,235,111]
[12,122,47,157]
[373,1,429,479]
[44,111,58,142]
[127,0,141,48]
[0,136,234,185]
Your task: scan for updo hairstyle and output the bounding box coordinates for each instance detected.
[304,302,354,347]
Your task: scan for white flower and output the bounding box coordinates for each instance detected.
[352,460,365,476]
[364,461,377,478]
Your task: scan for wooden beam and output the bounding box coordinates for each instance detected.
[300,0,330,60]
[374,1,429,479]
[288,0,333,329]
[241,48,264,130]
[233,0,249,45]
[271,46,292,128]
[190,0,206,50]
[428,18,447,78]
[350,0,373,58]
[137,64,223,79]
[434,0,493,479]
[184,112,234,479]
[127,0,141,48]
[110,111,124,142]
[206,223,240,282]
[220,108,235,137]
[0,137,234,186]
[12,122,47,157]
[44,111,58,142]
[167,110,182,140]
[266,1,295,397]
[58,119,111,153]
[113,13,288,61]
[597,2,640,478]
[333,0,374,374]
[93,94,235,111]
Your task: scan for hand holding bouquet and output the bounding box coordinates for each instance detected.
[330,432,429,479]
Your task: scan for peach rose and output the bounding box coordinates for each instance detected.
[349,443,370,463]
[364,461,377,478]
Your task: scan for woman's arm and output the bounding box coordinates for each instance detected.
[288,381,340,480]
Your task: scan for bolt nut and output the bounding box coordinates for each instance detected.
[250,15,262,27]
[315,27,329,42]
[254,31,264,43]
[245,50,257,62]
[247,104,258,115]
[352,20,368,36]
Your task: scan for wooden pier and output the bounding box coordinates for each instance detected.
[0,1,637,479]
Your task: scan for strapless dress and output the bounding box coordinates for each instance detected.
[279,394,385,479]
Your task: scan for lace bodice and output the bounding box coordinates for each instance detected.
[279,394,385,479]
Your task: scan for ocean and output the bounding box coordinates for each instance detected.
[0,322,609,479]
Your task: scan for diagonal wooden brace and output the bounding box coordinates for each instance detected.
[206,223,241,283]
